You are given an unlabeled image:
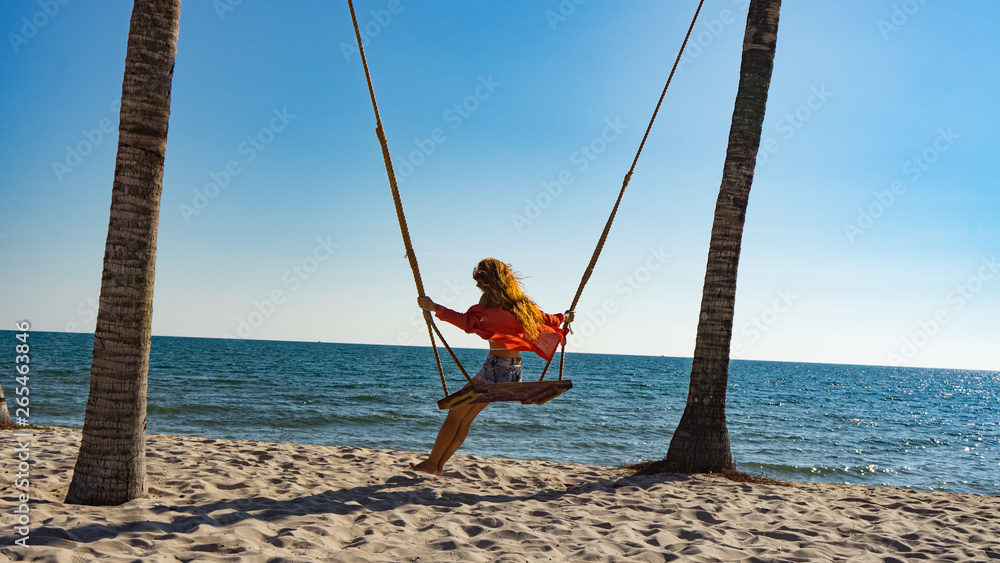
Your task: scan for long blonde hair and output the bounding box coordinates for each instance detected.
[473,258,544,341]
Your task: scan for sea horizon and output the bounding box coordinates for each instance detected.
[21,329,995,374]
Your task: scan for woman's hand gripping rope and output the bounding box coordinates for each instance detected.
[563,310,575,334]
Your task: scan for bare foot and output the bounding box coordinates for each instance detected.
[409,460,443,475]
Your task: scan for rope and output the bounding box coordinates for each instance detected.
[349,0,705,390]
[348,0,472,394]
[539,0,706,381]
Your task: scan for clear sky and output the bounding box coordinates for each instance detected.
[1,1,997,371]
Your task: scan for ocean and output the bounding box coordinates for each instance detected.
[6,331,998,495]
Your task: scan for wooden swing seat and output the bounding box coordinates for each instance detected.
[438,379,573,410]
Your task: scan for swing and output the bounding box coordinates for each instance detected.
[347,0,705,409]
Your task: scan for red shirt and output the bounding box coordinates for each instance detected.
[434,304,567,361]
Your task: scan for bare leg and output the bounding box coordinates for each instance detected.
[437,402,488,469]
[410,402,489,475]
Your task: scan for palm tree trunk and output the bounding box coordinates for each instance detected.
[0,383,13,428]
[660,0,782,473]
[65,0,181,506]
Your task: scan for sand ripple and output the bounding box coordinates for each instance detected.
[2,428,999,562]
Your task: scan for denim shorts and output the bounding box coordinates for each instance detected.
[473,355,523,384]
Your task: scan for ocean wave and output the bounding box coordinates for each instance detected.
[15,332,999,495]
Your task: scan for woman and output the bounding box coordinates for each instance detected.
[410,258,573,475]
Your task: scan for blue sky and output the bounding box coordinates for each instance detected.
[1,1,997,370]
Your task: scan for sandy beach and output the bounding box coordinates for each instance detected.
[1,427,998,562]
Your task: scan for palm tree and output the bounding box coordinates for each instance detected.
[0,383,12,428]
[65,0,182,506]
[656,0,783,473]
